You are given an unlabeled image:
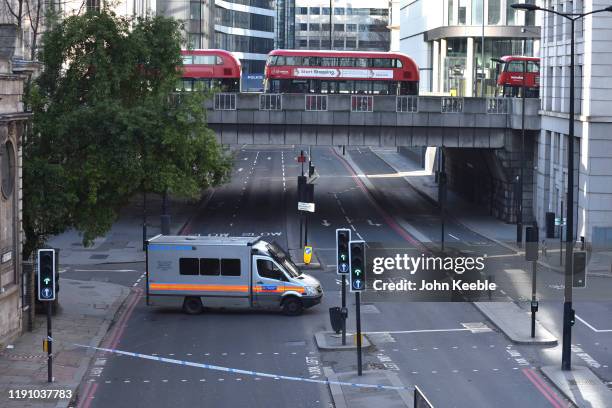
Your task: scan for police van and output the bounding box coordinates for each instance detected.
[146,235,323,315]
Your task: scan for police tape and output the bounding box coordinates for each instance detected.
[73,343,408,391]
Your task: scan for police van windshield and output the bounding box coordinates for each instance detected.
[266,242,301,277]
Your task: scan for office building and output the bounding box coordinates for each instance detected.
[294,0,391,51]
[399,0,541,96]
[534,0,612,264]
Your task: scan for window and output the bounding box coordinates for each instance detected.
[488,0,500,24]
[310,7,320,15]
[527,61,539,73]
[309,23,320,31]
[299,39,308,47]
[334,24,344,32]
[257,259,285,281]
[358,24,367,32]
[322,7,330,15]
[179,258,199,275]
[345,38,356,48]
[192,55,219,64]
[1,141,15,199]
[321,23,330,32]
[338,57,354,66]
[506,0,518,25]
[297,7,307,14]
[371,58,393,68]
[346,24,357,32]
[321,57,337,66]
[221,259,241,276]
[299,23,308,31]
[321,39,330,48]
[506,61,523,73]
[334,7,344,15]
[309,39,320,48]
[458,0,466,24]
[199,258,220,275]
[472,0,483,25]
[333,39,344,48]
[189,1,201,20]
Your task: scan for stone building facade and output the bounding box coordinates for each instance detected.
[0,24,30,346]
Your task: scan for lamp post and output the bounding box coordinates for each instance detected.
[512,3,612,371]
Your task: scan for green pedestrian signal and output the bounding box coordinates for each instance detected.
[349,241,366,292]
[336,229,351,275]
[37,249,56,302]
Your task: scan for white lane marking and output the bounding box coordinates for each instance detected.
[322,219,331,227]
[576,315,612,332]
[365,328,488,335]
[448,233,460,241]
[74,269,137,272]
[367,219,382,227]
[237,168,243,172]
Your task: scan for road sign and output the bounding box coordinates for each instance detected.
[349,241,366,292]
[297,155,305,163]
[336,229,351,275]
[303,246,313,264]
[37,249,56,301]
[554,217,566,226]
[298,202,315,212]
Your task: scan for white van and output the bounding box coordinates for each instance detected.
[145,235,323,315]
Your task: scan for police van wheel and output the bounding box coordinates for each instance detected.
[281,297,303,316]
[182,297,203,315]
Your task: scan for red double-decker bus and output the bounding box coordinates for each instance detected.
[264,50,419,95]
[179,49,241,92]
[495,56,540,97]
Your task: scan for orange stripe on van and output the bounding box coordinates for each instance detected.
[149,283,248,292]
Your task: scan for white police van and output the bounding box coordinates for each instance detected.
[146,235,322,315]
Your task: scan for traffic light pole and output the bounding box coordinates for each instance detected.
[355,291,362,376]
[341,274,346,345]
[531,260,537,338]
[47,302,53,382]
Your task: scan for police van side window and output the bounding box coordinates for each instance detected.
[221,259,241,276]
[200,258,220,276]
[257,259,285,281]
[179,258,199,275]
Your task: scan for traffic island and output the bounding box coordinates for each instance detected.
[323,367,412,408]
[315,331,372,350]
[473,302,557,345]
[541,365,612,408]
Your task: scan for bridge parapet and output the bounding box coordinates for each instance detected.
[205,94,540,147]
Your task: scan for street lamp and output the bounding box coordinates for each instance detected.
[512,2,612,371]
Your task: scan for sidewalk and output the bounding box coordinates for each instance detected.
[47,192,208,266]
[0,279,130,408]
[0,192,207,407]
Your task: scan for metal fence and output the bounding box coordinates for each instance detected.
[351,95,373,112]
[260,94,282,110]
[441,97,464,113]
[305,94,328,111]
[396,96,418,113]
[486,97,509,114]
[214,93,237,110]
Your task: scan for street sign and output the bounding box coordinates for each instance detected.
[336,229,351,275]
[297,155,305,163]
[303,246,313,264]
[37,249,56,301]
[554,217,567,226]
[298,202,315,212]
[349,241,366,292]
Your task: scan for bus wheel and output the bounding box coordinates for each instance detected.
[281,297,303,316]
[182,297,203,315]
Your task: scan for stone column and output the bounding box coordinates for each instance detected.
[432,40,440,93]
[466,37,474,97]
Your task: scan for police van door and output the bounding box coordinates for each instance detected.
[252,256,286,308]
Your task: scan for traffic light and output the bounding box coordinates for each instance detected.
[336,229,351,274]
[37,249,56,301]
[349,241,366,292]
[525,226,539,261]
[573,251,587,288]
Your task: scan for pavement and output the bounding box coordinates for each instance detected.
[0,193,202,408]
[541,365,612,408]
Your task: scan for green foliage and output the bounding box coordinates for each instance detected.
[23,8,230,259]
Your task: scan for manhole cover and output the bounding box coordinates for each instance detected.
[89,254,109,260]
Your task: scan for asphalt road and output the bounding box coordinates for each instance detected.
[72,145,612,408]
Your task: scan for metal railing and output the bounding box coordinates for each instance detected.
[260,93,282,110]
[486,97,509,114]
[214,93,237,110]
[441,97,463,113]
[396,96,418,113]
[305,94,328,111]
[351,95,373,112]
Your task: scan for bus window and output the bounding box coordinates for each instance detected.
[355,58,367,67]
[194,55,217,65]
[338,57,354,67]
[182,56,194,65]
[216,56,224,65]
[321,57,337,66]
[394,59,403,68]
[338,81,350,93]
[286,56,303,66]
[527,61,539,73]
[371,58,393,68]
[506,61,524,73]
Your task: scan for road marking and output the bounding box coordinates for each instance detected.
[74,269,137,273]
[448,233,460,240]
[367,219,382,227]
[576,315,612,332]
[365,328,488,335]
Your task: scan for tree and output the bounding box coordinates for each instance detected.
[23,9,230,259]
